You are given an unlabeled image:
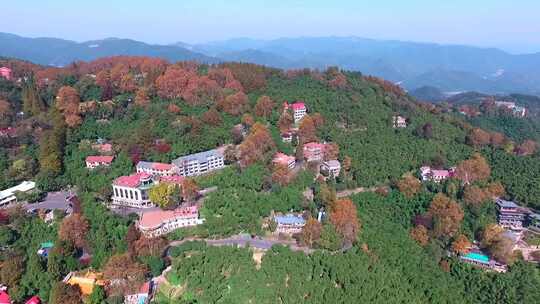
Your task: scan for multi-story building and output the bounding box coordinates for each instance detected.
[111,172,154,208]
[85,156,114,169]
[273,152,296,170]
[172,148,225,177]
[274,214,306,234]
[0,67,12,80]
[393,115,407,128]
[283,102,307,123]
[496,199,526,230]
[136,161,175,177]
[303,142,326,162]
[321,160,341,177]
[137,206,204,237]
[281,131,293,143]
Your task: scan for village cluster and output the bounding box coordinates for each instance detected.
[419,164,540,272]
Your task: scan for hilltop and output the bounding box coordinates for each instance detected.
[0,57,539,303]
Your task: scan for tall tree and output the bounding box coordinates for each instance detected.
[428,194,464,239]
[59,213,89,248]
[254,95,275,118]
[56,86,82,127]
[329,198,360,246]
[49,282,83,304]
[301,218,323,247]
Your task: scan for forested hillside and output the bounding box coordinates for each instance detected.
[0,56,539,303]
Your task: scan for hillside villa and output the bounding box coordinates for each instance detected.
[303,142,327,162]
[136,161,175,177]
[393,115,407,128]
[273,152,296,170]
[172,147,225,177]
[283,102,307,123]
[496,199,526,230]
[0,67,12,80]
[111,172,154,208]
[85,155,114,169]
[274,214,306,234]
[281,131,294,143]
[137,206,204,237]
[419,166,455,183]
[0,181,36,206]
[321,160,341,177]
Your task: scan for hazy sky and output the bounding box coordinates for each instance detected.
[3,0,540,53]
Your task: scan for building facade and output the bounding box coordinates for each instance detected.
[111,173,154,208]
[303,142,326,162]
[85,156,114,169]
[419,166,454,183]
[496,199,526,230]
[137,206,204,237]
[172,148,225,177]
[274,214,306,234]
[136,161,175,177]
[321,160,341,177]
[393,115,407,128]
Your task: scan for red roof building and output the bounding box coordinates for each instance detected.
[112,172,154,208]
[283,101,307,123]
[0,291,10,304]
[0,67,12,81]
[0,127,17,138]
[136,161,175,177]
[137,206,203,237]
[85,156,114,169]
[303,142,327,162]
[158,175,184,185]
[272,152,296,170]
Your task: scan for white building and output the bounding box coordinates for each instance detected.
[321,160,341,177]
[393,115,407,128]
[274,214,306,234]
[137,206,204,237]
[419,166,454,183]
[0,181,36,206]
[111,173,154,208]
[136,161,175,177]
[172,148,225,177]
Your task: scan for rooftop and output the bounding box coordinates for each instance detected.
[496,198,520,209]
[114,172,153,188]
[273,152,295,165]
[86,155,114,163]
[290,102,306,111]
[137,161,173,171]
[304,142,326,150]
[172,148,224,166]
[324,160,340,167]
[159,175,184,185]
[274,214,306,225]
[138,206,199,229]
[0,181,36,201]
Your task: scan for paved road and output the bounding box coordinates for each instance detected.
[168,234,312,255]
[23,191,72,211]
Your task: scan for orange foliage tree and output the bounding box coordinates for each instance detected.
[300,218,323,247]
[58,213,89,248]
[254,95,275,118]
[238,122,275,168]
[396,175,422,198]
[410,225,429,246]
[454,153,491,185]
[428,194,464,239]
[56,86,82,127]
[329,198,360,246]
[451,234,471,254]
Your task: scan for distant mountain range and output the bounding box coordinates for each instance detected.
[2,32,540,95]
[0,32,215,66]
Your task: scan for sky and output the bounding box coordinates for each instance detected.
[2,0,540,53]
